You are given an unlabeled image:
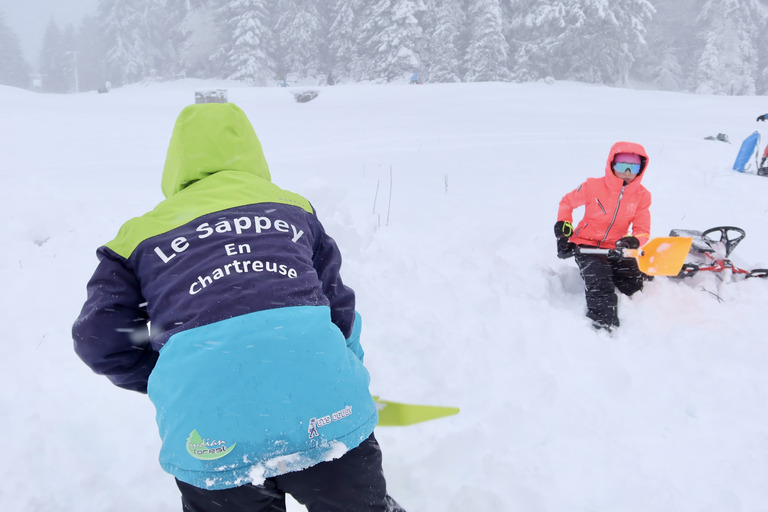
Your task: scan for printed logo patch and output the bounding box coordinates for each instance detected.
[186,429,236,460]
[308,405,353,439]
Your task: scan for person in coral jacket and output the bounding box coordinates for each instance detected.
[554,141,652,331]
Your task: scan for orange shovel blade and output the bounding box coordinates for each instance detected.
[625,237,693,276]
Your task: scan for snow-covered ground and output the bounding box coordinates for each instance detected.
[3,79,768,511]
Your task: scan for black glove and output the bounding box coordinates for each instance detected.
[554,221,575,258]
[758,114,767,122]
[557,237,576,258]
[554,220,574,239]
[615,236,640,250]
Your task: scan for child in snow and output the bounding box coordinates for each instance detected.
[72,101,405,511]
[554,141,652,331]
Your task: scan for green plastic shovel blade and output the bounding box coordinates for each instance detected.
[373,396,460,426]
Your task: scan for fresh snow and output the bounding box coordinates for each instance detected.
[2,79,768,511]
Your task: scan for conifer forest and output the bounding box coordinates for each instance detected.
[1,0,767,95]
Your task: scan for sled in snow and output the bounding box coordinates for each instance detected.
[669,226,768,280]
[733,131,760,172]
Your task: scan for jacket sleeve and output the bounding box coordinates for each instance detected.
[311,219,356,339]
[631,190,652,246]
[72,247,157,393]
[345,311,365,362]
[557,182,587,222]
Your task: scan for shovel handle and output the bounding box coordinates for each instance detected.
[577,247,633,258]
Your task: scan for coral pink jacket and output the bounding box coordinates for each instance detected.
[557,141,652,248]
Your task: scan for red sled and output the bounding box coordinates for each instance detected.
[669,226,768,279]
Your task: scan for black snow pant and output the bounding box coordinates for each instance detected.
[175,434,405,512]
[575,251,644,328]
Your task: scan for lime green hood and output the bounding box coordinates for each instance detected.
[161,103,271,198]
[104,103,313,259]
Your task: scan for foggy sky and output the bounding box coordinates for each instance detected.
[0,0,98,65]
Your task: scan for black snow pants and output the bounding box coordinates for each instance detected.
[175,434,405,512]
[575,251,644,328]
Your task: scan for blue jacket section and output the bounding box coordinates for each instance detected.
[72,103,376,489]
[148,306,377,489]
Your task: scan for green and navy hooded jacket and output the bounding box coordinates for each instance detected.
[72,102,378,490]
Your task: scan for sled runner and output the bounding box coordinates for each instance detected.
[669,226,768,279]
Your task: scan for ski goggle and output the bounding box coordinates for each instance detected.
[613,162,641,174]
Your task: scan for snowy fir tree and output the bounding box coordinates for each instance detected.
[170,0,224,78]
[61,25,80,92]
[509,0,583,81]
[693,0,767,95]
[422,0,464,82]
[215,0,276,85]
[464,0,510,82]
[73,15,108,92]
[651,46,686,91]
[355,0,426,82]
[633,0,698,91]
[327,0,364,79]
[97,0,171,85]
[38,19,74,93]
[274,0,327,80]
[595,0,655,85]
[0,11,31,89]
[178,5,223,77]
[512,0,653,85]
[149,0,188,78]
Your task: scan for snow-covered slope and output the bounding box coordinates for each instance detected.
[2,79,768,511]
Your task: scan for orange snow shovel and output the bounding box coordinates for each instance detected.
[578,237,693,276]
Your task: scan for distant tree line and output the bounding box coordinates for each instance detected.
[1,0,768,95]
[0,11,31,88]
